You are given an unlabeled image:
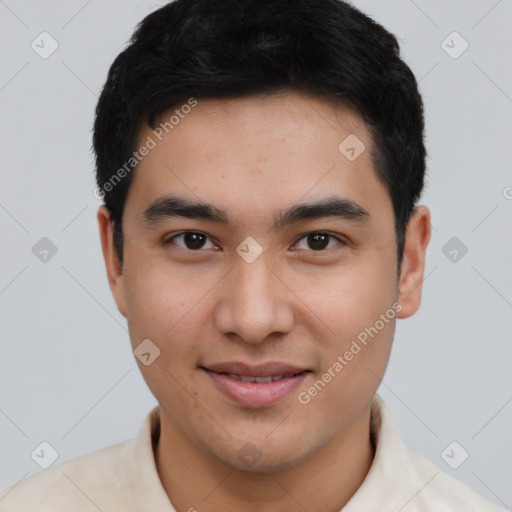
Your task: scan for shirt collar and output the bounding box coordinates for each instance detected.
[342,393,432,511]
[126,394,430,511]
[127,404,175,511]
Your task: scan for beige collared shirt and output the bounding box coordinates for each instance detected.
[0,394,505,511]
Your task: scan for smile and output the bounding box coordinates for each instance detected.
[200,362,312,408]
[225,373,296,383]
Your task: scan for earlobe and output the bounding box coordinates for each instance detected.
[397,205,431,319]
[97,206,127,318]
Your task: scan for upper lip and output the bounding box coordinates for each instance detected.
[201,361,310,378]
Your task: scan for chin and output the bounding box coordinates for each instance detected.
[227,451,308,474]
[210,435,319,474]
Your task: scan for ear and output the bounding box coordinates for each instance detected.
[396,205,431,319]
[97,206,127,318]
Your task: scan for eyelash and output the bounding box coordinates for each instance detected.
[164,231,345,252]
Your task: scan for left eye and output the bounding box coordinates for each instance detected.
[165,231,218,251]
[293,232,343,251]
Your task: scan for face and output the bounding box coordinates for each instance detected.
[98,91,430,472]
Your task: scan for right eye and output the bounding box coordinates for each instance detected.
[164,231,220,251]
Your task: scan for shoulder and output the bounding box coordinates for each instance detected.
[404,448,507,512]
[0,439,135,512]
[354,395,507,512]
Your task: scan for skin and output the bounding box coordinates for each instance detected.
[98,91,431,512]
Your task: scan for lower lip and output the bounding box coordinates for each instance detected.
[203,369,309,408]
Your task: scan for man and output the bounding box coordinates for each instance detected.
[0,0,505,510]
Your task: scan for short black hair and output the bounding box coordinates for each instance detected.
[93,0,426,268]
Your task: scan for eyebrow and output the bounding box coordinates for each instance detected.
[142,194,370,229]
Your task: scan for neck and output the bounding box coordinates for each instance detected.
[155,406,374,512]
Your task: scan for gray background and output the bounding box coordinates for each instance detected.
[1,0,511,508]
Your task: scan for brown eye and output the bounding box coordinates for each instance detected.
[293,232,343,251]
[306,233,329,250]
[166,231,217,251]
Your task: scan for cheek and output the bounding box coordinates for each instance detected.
[122,252,206,350]
[122,256,213,405]
[317,268,397,379]
[295,258,398,344]
[121,253,228,384]
[292,255,398,412]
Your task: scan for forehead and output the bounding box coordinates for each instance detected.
[125,91,392,228]
[149,92,371,153]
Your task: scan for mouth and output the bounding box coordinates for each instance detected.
[216,372,302,383]
[200,362,312,408]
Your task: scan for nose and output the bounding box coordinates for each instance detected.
[214,257,294,344]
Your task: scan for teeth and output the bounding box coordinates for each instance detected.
[227,373,287,383]
[255,376,273,383]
